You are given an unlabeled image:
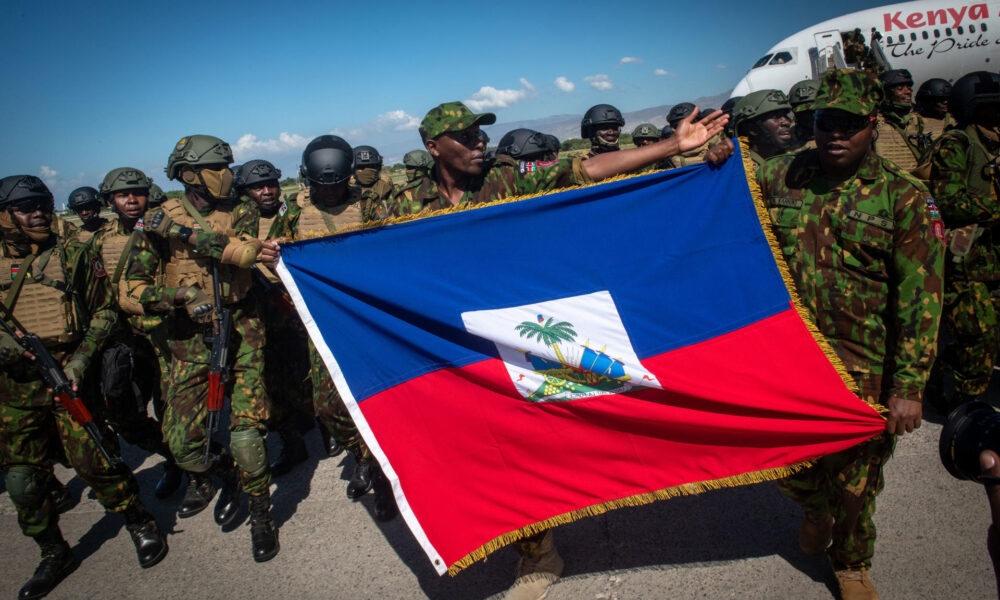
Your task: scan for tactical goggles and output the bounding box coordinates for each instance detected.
[814,110,876,135]
[11,197,54,214]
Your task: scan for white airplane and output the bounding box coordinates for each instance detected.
[731,0,1000,97]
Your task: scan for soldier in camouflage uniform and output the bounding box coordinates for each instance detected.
[260,135,395,519]
[580,104,625,159]
[496,128,554,161]
[733,89,795,170]
[875,69,928,171]
[915,78,954,143]
[0,175,168,599]
[67,187,107,241]
[232,159,314,477]
[91,167,181,499]
[663,102,713,168]
[124,135,279,562]
[403,150,434,184]
[758,69,944,600]
[352,145,396,207]
[394,101,730,600]
[927,72,1000,410]
[788,79,819,150]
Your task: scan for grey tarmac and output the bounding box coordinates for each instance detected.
[0,402,992,600]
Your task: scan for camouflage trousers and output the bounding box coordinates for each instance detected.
[255,290,313,431]
[0,373,138,537]
[778,433,896,570]
[940,278,1000,398]
[162,304,271,496]
[308,339,369,460]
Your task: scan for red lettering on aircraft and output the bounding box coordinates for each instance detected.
[883,3,989,31]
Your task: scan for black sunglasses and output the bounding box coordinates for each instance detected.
[815,110,875,134]
[11,197,54,214]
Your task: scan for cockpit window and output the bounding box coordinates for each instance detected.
[752,54,774,69]
[769,50,795,65]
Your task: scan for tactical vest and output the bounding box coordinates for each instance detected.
[921,116,949,145]
[98,225,145,315]
[160,199,251,304]
[875,116,921,171]
[257,214,277,241]
[0,246,79,345]
[943,126,997,200]
[295,190,365,238]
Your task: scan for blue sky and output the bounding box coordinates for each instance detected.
[1,0,888,203]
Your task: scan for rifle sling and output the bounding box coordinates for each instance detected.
[110,231,138,285]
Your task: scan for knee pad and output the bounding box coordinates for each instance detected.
[174,450,213,474]
[230,429,268,478]
[6,466,48,509]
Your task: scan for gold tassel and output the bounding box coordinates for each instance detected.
[446,459,812,575]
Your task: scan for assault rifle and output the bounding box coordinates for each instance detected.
[204,258,232,463]
[0,304,122,467]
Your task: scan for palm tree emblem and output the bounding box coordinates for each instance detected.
[515,315,576,365]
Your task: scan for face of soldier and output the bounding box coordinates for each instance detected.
[749,110,794,155]
[247,180,280,212]
[74,203,101,224]
[974,104,1000,129]
[312,181,349,206]
[634,137,657,148]
[595,127,620,145]
[12,200,53,230]
[427,126,486,177]
[890,84,912,105]
[112,190,147,221]
[814,109,876,177]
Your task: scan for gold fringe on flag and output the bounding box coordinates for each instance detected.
[446,460,811,575]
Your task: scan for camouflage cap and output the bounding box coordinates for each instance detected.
[811,69,883,116]
[419,102,496,141]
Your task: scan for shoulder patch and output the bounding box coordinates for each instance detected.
[134,218,144,231]
[535,160,559,168]
[92,257,107,278]
[519,161,536,175]
[10,264,20,278]
[278,202,288,217]
[926,198,946,242]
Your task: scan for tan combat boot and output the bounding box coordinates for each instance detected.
[799,511,834,555]
[504,530,564,600]
[834,568,880,600]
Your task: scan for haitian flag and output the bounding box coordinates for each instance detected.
[276,145,885,575]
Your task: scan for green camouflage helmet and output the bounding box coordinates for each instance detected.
[99,167,151,199]
[147,183,167,207]
[812,69,882,116]
[403,149,434,169]
[419,102,496,141]
[165,134,233,180]
[788,79,820,111]
[631,123,660,140]
[733,89,792,134]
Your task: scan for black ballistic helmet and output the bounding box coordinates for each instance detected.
[667,102,696,128]
[353,145,383,169]
[721,96,742,116]
[580,104,625,138]
[300,135,354,185]
[660,124,674,140]
[916,78,952,102]
[237,159,282,189]
[879,69,914,89]
[67,186,101,209]
[0,175,53,208]
[476,130,490,146]
[496,129,550,160]
[939,401,1000,483]
[542,134,560,154]
[949,71,1000,124]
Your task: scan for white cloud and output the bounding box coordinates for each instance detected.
[463,78,537,111]
[373,110,420,131]
[232,132,309,160]
[653,68,675,76]
[584,74,614,91]
[716,63,727,69]
[554,76,575,92]
[619,56,642,65]
[40,166,58,178]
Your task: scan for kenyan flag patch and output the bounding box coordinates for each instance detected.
[134,218,145,230]
[519,161,537,174]
[10,264,20,278]
[279,202,288,217]
[191,223,202,230]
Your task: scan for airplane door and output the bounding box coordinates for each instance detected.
[811,30,847,78]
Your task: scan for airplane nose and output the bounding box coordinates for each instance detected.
[732,76,753,96]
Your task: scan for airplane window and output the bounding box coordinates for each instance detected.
[983,24,988,32]
[910,32,917,41]
[969,24,976,33]
[934,29,940,38]
[769,51,794,65]
[946,27,952,35]
[752,54,774,69]
[886,35,894,44]
[957,26,964,34]
[922,30,929,39]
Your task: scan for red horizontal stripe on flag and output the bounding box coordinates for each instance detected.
[360,307,883,567]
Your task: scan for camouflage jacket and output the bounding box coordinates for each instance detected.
[759,148,944,403]
[0,221,116,393]
[90,217,164,335]
[125,199,262,313]
[236,198,301,241]
[390,154,589,216]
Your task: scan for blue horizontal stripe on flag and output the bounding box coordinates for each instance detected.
[282,150,790,403]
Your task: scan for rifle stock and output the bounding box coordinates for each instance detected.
[0,305,121,467]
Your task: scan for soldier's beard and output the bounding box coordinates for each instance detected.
[355,168,379,186]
